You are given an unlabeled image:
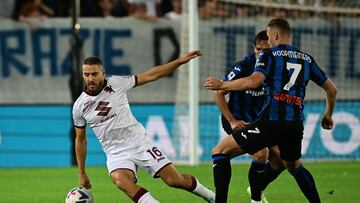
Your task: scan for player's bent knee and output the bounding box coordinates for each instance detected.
[251,148,268,162]
[252,154,267,162]
[110,173,136,192]
[211,146,221,155]
[211,142,228,155]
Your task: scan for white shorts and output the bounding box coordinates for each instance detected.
[106,137,172,178]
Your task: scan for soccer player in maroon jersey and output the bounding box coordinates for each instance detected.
[73,50,215,203]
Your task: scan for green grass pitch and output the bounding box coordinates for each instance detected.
[0,162,359,203]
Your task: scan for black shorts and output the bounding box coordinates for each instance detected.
[232,119,304,161]
[269,120,304,161]
[232,119,268,155]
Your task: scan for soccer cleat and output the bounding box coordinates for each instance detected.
[246,186,269,203]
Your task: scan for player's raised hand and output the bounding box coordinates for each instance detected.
[79,173,92,189]
[321,114,334,130]
[178,50,202,64]
[204,76,222,90]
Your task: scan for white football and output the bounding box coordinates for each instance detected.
[65,187,94,203]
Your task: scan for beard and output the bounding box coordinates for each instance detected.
[86,80,103,95]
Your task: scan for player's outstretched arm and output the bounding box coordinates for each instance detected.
[205,72,265,91]
[320,79,337,130]
[75,127,92,189]
[136,50,201,86]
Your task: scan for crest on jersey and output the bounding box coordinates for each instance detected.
[95,101,112,116]
[104,85,115,94]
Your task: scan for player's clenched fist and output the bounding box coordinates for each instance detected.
[204,76,222,90]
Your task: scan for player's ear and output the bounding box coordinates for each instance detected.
[274,32,279,41]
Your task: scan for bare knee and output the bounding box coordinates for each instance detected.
[211,136,242,156]
[251,148,269,162]
[212,145,223,155]
[110,169,138,195]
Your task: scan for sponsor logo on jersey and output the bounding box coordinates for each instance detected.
[245,88,265,96]
[104,85,115,94]
[273,93,302,106]
[95,101,112,116]
[100,113,117,123]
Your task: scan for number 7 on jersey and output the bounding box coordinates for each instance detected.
[283,62,302,91]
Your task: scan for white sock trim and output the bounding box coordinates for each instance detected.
[138,192,160,203]
[192,178,215,201]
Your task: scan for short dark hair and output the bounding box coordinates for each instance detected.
[253,30,268,45]
[83,56,103,65]
[268,18,291,35]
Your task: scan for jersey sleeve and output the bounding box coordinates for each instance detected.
[72,103,86,128]
[112,75,136,91]
[310,59,328,86]
[223,62,246,81]
[254,51,271,77]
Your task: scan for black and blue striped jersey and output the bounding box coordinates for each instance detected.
[222,54,266,123]
[254,44,328,121]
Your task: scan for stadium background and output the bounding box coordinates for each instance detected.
[1,0,360,168]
